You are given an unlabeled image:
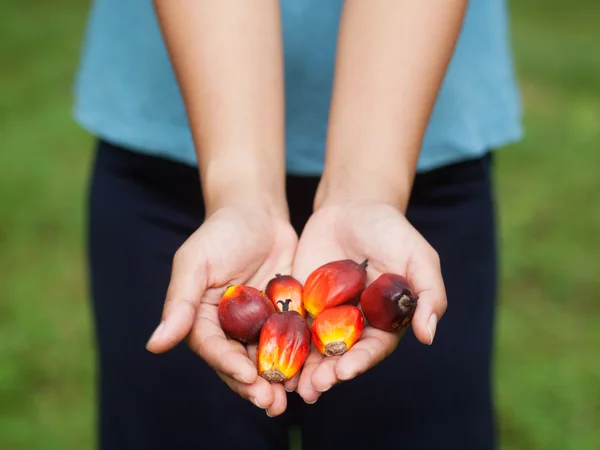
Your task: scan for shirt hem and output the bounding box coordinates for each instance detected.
[73,106,523,177]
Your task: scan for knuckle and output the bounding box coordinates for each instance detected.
[245,384,259,400]
[441,295,449,313]
[165,295,196,322]
[183,301,198,329]
[180,297,197,316]
[161,292,178,318]
[228,339,246,354]
[187,327,209,357]
[162,295,174,310]
[428,247,441,266]
[172,245,188,265]
[192,342,208,361]
[193,334,211,358]
[432,290,448,317]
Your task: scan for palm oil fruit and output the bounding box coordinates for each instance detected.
[218,285,276,344]
[257,310,311,383]
[265,274,306,317]
[311,305,364,357]
[360,273,419,332]
[303,259,368,318]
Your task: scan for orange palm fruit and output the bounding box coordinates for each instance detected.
[265,274,305,317]
[360,273,419,332]
[257,311,311,383]
[303,259,368,318]
[311,305,364,356]
[218,285,275,344]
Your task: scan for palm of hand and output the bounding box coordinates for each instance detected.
[148,205,298,414]
[288,201,446,403]
[148,201,445,415]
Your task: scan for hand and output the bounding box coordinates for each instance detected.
[287,200,447,403]
[146,204,297,417]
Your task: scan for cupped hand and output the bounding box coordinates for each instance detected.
[146,204,298,417]
[287,200,447,403]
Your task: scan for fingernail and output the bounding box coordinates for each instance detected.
[233,372,253,383]
[232,360,256,383]
[337,370,352,381]
[427,314,438,345]
[146,321,165,346]
[305,397,318,405]
[317,384,332,393]
[266,410,273,418]
[285,387,294,393]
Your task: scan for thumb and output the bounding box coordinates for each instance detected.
[146,246,208,353]
[406,246,447,346]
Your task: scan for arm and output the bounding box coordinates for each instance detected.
[316,0,468,213]
[148,1,294,417]
[292,0,467,402]
[153,0,287,216]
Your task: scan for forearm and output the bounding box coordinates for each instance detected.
[153,0,287,216]
[316,0,468,212]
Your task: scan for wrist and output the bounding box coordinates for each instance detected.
[314,162,414,214]
[201,154,288,219]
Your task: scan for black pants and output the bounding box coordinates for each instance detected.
[88,139,498,450]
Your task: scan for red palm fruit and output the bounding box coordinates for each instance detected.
[303,259,368,318]
[257,311,311,383]
[360,273,419,332]
[265,274,305,317]
[218,285,276,344]
[311,305,364,356]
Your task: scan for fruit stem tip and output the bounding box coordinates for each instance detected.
[277,298,293,312]
[325,342,348,357]
[397,293,419,313]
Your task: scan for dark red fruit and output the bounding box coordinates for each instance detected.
[360,273,418,332]
[218,285,276,344]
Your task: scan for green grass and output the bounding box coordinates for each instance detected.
[494,3,600,448]
[1,1,599,449]
[0,3,95,449]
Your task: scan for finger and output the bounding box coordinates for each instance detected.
[217,372,275,410]
[187,313,257,383]
[412,290,445,345]
[283,373,299,392]
[265,383,288,417]
[247,227,298,289]
[407,246,447,345]
[296,348,324,404]
[245,345,288,417]
[146,245,208,353]
[310,355,341,393]
[335,328,401,381]
[291,233,346,284]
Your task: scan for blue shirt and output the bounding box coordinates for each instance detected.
[73,0,523,175]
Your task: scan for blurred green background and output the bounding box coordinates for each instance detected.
[1,1,599,449]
